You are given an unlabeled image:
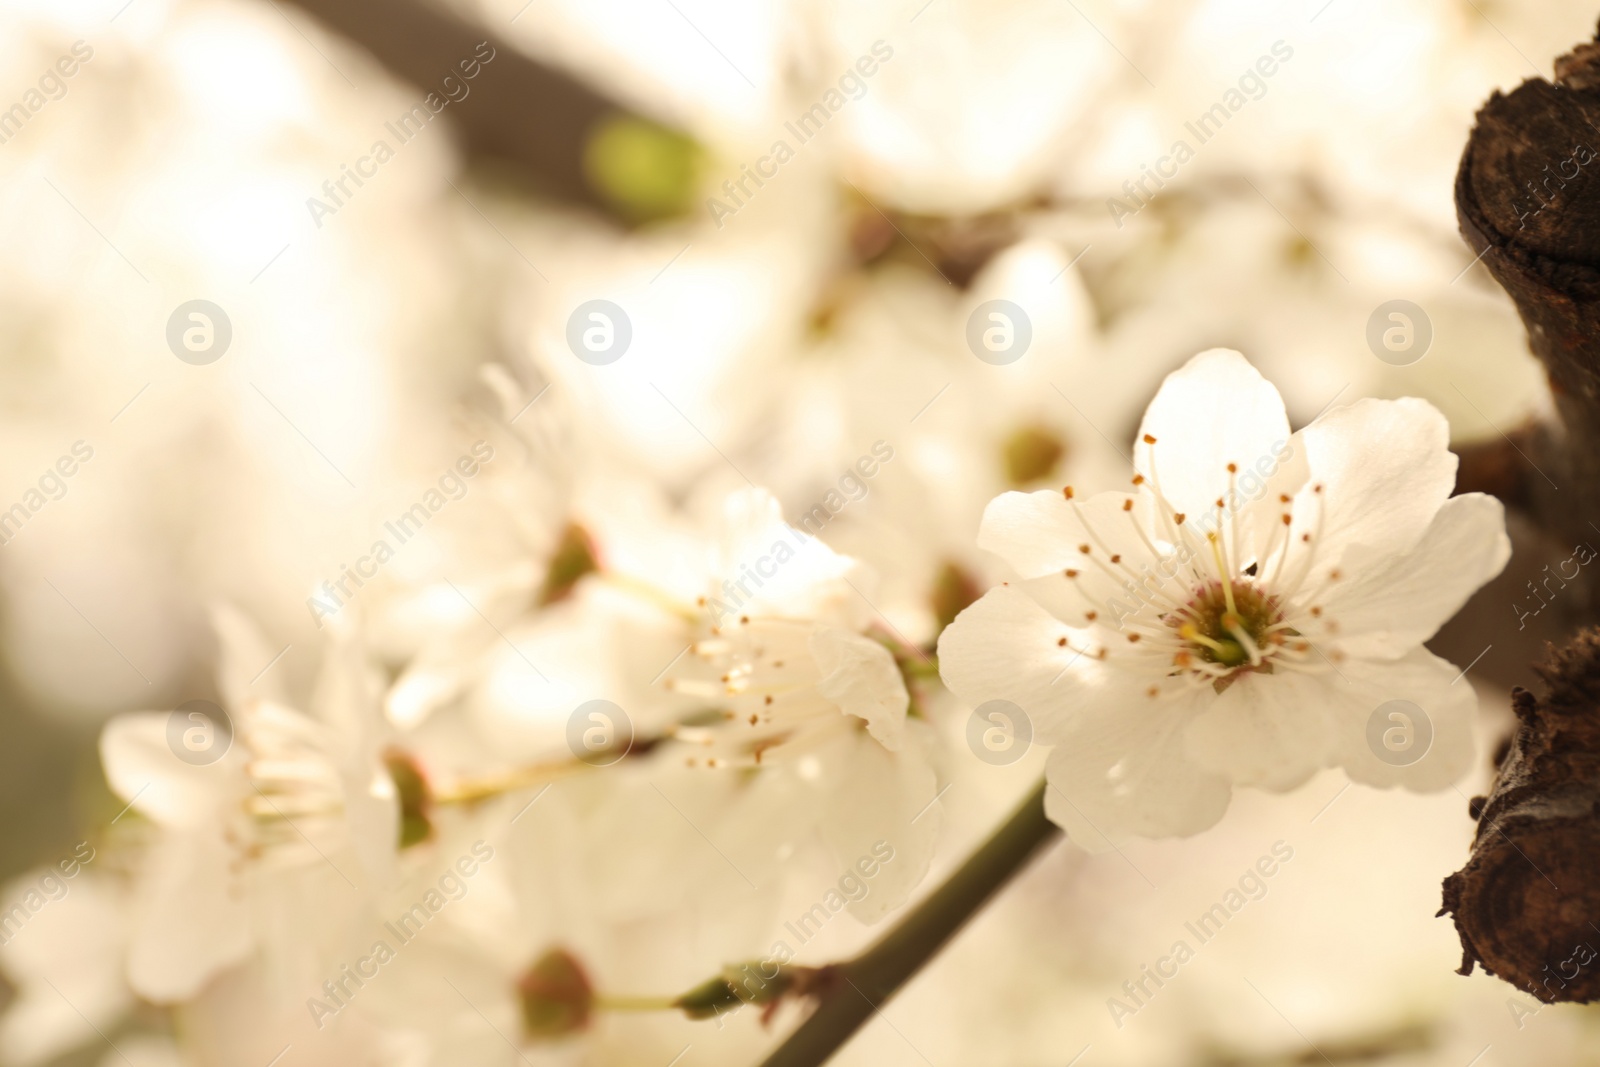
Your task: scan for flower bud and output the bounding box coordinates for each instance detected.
[518,948,595,1039]
[382,748,433,849]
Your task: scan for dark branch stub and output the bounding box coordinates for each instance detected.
[1441,631,1600,1003]
[1454,21,1600,611]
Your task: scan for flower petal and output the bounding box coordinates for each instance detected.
[978,489,1169,609]
[1318,493,1510,659]
[1326,647,1478,791]
[819,733,939,923]
[1136,349,1292,521]
[126,827,252,1001]
[98,713,235,828]
[811,626,909,751]
[1183,668,1337,791]
[937,585,1104,739]
[1042,692,1231,851]
[1291,397,1456,566]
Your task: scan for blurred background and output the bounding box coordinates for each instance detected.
[0,0,1597,1064]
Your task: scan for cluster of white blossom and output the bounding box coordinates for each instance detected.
[0,0,1589,1064]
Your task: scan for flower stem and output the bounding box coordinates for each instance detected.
[432,757,592,806]
[594,993,681,1012]
[758,777,1059,1067]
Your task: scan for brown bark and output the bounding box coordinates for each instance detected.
[1441,631,1600,1002]
[281,0,630,214]
[1453,22,1600,614]
[1438,25,1600,1004]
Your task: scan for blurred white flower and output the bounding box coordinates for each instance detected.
[939,349,1509,847]
[0,868,130,1067]
[643,487,942,921]
[97,607,397,1000]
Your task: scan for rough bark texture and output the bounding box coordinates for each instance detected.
[1437,24,1600,1004]
[1441,631,1600,1003]
[1454,22,1600,616]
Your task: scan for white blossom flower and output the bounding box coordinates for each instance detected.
[97,607,398,1000]
[939,349,1510,847]
[641,487,943,921]
[0,868,131,1067]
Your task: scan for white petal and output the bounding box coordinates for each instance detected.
[1183,669,1337,791]
[0,873,130,1067]
[210,603,286,711]
[1136,349,1292,520]
[1326,648,1478,791]
[1318,493,1510,659]
[977,490,1169,613]
[1042,691,1231,851]
[936,586,1103,739]
[126,827,252,1001]
[1292,397,1456,566]
[819,734,939,923]
[385,656,469,730]
[98,713,235,828]
[810,626,909,751]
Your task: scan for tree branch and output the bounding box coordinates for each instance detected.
[1453,21,1600,610]
[281,0,632,213]
[758,778,1060,1067]
[1441,630,1600,1002]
